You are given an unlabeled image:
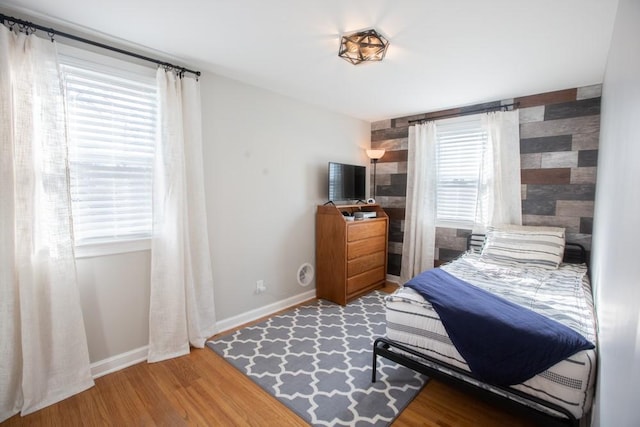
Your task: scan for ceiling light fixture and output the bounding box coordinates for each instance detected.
[338,29,389,65]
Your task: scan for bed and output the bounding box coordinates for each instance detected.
[371,225,597,427]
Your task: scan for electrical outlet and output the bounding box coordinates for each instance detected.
[256,279,267,294]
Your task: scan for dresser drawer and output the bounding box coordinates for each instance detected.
[346,266,385,295]
[347,220,386,242]
[347,251,385,277]
[347,236,386,260]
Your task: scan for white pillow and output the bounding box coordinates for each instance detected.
[480,224,566,269]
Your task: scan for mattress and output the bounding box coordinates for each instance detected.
[385,252,597,420]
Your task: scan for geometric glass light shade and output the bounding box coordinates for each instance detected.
[338,29,389,65]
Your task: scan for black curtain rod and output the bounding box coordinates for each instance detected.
[0,13,201,78]
[408,102,519,124]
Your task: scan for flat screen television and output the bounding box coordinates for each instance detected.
[328,162,366,202]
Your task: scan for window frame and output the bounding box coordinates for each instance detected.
[434,114,487,229]
[58,44,157,258]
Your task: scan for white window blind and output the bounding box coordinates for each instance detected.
[436,116,487,226]
[60,60,157,246]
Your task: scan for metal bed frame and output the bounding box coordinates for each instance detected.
[371,234,589,427]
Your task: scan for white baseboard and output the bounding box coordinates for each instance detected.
[214,289,316,335]
[386,274,401,285]
[90,345,148,379]
[89,289,316,378]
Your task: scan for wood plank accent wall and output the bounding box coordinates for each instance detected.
[370,85,601,276]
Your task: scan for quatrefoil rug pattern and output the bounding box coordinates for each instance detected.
[206,291,427,426]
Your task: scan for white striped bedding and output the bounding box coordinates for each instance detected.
[385,252,597,420]
[481,225,566,269]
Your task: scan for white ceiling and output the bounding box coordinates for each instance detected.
[2,0,619,122]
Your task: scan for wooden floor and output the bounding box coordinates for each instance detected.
[3,285,540,427]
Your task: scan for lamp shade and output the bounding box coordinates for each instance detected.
[339,29,389,65]
[366,149,386,160]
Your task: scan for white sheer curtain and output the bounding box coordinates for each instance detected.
[148,69,216,363]
[0,26,93,421]
[400,122,438,283]
[476,110,522,228]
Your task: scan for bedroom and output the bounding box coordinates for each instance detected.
[1,0,638,426]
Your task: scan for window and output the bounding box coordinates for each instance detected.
[59,49,158,250]
[435,115,487,227]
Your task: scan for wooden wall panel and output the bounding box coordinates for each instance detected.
[371,84,601,275]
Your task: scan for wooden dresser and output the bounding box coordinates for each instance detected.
[315,204,388,305]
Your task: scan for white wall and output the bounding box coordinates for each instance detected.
[590,0,640,426]
[76,251,151,363]
[200,72,370,321]
[76,71,370,365]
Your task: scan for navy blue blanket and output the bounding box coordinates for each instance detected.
[405,268,594,385]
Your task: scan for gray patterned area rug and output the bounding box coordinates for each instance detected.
[206,291,427,426]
